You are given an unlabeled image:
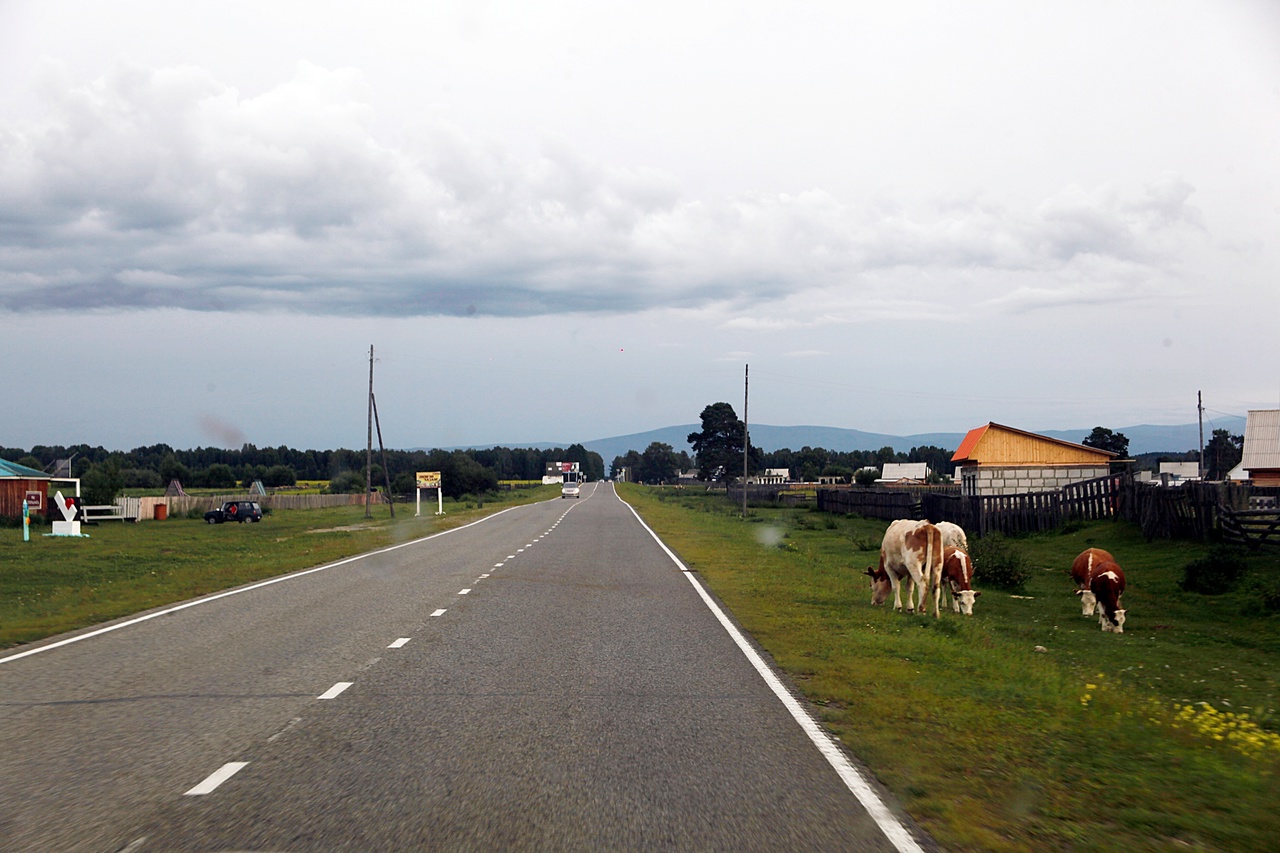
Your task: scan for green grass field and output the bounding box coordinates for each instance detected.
[619,485,1280,852]
[0,485,560,649]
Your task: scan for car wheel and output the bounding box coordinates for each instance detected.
[207,517,217,524]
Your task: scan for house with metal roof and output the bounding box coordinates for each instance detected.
[1240,409,1280,486]
[951,422,1116,497]
[878,462,930,484]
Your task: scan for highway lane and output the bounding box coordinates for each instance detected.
[1,482,927,851]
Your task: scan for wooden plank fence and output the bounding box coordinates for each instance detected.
[1219,508,1280,550]
[159,492,384,519]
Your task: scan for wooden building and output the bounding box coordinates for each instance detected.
[951,422,1116,497]
[1,458,52,520]
[1240,409,1280,487]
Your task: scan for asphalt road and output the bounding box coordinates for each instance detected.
[0,483,927,851]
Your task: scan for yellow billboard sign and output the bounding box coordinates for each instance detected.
[416,471,442,489]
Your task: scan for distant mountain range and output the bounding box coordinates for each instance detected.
[450,417,1247,464]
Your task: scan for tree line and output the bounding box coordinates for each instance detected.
[0,442,606,503]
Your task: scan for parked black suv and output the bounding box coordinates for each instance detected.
[204,500,263,524]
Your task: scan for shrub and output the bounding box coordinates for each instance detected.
[969,534,1032,590]
[1180,546,1249,594]
[1240,575,1280,616]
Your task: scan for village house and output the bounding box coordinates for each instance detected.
[1240,409,1280,487]
[951,422,1116,497]
[749,468,791,485]
[877,462,930,484]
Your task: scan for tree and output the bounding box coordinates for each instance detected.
[687,402,760,483]
[1204,429,1243,480]
[203,463,238,489]
[82,459,124,506]
[1082,426,1129,458]
[634,442,681,485]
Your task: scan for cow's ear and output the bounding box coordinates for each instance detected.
[973,590,982,597]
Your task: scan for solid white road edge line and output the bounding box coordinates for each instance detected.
[1,502,536,665]
[185,762,249,796]
[615,488,925,853]
[319,682,353,700]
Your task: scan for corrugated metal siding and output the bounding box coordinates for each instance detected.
[1242,409,1280,471]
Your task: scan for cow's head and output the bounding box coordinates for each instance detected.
[1100,608,1127,633]
[953,589,981,616]
[864,566,891,606]
[1075,588,1098,616]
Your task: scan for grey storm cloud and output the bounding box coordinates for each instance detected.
[0,61,1206,318]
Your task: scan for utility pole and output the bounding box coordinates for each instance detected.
[365,345,374,519]
[372,390,395,517]
[1197,390,1205,480]
[743,363,749,518]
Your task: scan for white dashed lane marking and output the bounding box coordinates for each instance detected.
[431,609,447,617]
[459,589,471,595]
[185,762,249,796]
[388,638,411,648]
[319,682,353,700]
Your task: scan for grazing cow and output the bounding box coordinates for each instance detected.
[878,519,944,617]
[864,561,891,606]
[936,521,970,554]
[941,546,981,615]
[1070,547,1116,616]
[1089,562,1127,633]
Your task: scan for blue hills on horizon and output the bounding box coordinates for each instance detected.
[445,417,1246,465]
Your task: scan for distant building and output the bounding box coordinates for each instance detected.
[878,462,929,484]
[544,461,581,485]
[1158,462,1201,485]
[1241,409,1280,486]
[951,422,1116,497]
[749,468,791,485]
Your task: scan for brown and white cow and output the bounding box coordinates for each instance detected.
[1070,547,1116,616]
[878,519,944,617]
[941,546,981,615]
[864,560,892,606]
[936,521,969,555]
[1089,562,1127,633]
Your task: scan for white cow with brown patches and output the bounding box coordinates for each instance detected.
[878,519,944,617]
[936,521,969,554]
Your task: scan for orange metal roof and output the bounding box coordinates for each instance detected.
[950,422,1118,464]
[950,425,989,463]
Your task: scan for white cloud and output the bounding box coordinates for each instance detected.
[0,60,1216,322]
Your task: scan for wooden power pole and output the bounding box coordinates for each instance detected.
[365,345,374,518]
[1198,390,1205,480]
[743,363,749,518]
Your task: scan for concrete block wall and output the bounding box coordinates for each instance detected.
[961,465,1110,496]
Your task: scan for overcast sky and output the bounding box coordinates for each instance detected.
[2,0,1276,453]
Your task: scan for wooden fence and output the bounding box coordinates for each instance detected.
[1220,508,1280,549]
[159,492,384,519]
[819,471,1249,537]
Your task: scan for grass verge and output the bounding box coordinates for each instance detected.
[1,485,560,649]
[620,484,1280,852]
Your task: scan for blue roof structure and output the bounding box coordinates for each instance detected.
[0,458,51,479]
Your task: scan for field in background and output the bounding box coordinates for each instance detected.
[0,485,560,649]
[620,484,1280,851]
